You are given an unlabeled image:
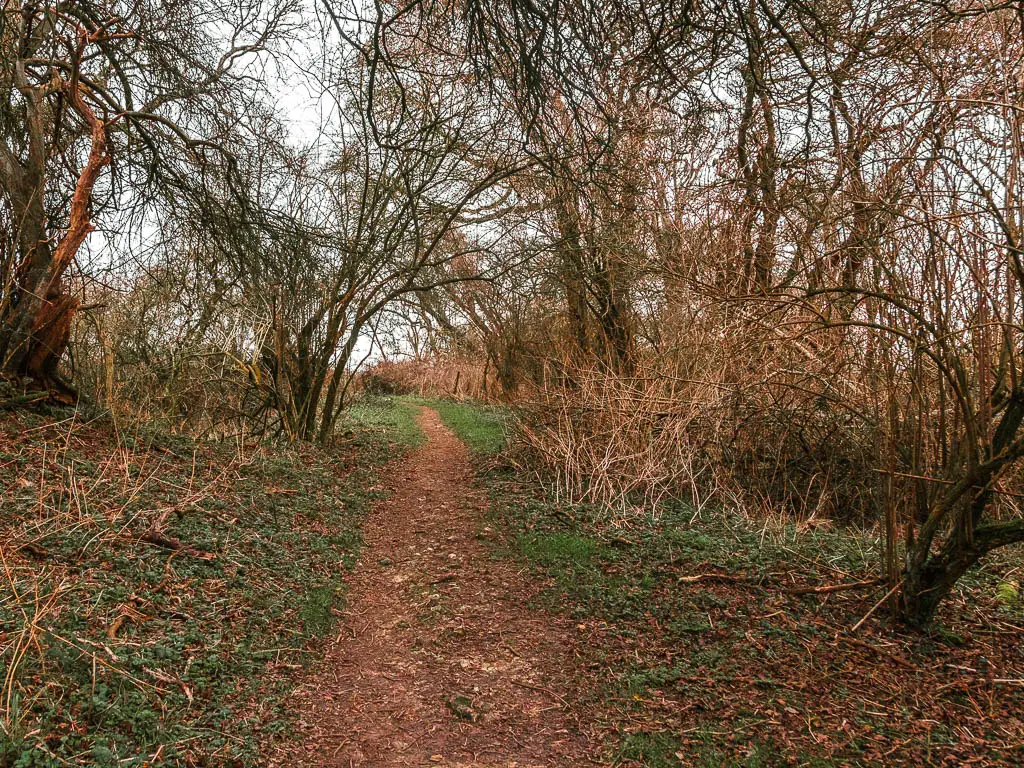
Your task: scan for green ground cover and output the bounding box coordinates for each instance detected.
[0,404,414,766]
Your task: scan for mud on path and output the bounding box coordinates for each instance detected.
[274,407,597,767]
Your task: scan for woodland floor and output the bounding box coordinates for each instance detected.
[377,400,1024,767]
[0,406,395,766]
[4,399,1024,767]
[273,407,597,767]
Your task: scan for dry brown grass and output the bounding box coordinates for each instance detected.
[358,357,499,401]
[0,411,256,738]
[512,301,890,524]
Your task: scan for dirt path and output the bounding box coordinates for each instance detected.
[274,407,597,767]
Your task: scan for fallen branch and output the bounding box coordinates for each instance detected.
[839,635,917,670]
[137,528,214,560]
[510,679,571,708]
[678,572,748,584]
[852,580,904,633]
[0,392,49,409]
[785,578,883,596]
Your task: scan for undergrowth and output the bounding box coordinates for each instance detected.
[0,405,405,766]
[492,478,1024,766]
[436,400,1024,766]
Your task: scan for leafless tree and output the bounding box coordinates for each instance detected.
[0,0,296,396]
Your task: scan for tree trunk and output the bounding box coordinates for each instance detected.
[0,80,110,400]
[22,292,81,402]
[900,514,1024,627]
[900,547,980,628]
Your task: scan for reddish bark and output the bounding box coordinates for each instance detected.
[12,77,110,396]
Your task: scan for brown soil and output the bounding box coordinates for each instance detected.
[273,407,598,767]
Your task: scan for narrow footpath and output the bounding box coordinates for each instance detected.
[275,407,597,767]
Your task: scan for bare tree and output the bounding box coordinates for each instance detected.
[0,0,295,397]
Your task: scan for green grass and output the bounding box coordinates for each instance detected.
[0,409,398,767]
[343,394,425,447]
[615,731,684,767]
[518,531,601,566]
[341,395,510,454]
[418,398,509,455]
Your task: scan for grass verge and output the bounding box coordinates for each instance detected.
[0,405,405,766]
[494,480,1024,765]
[342,395,425,447]
[414,398,508,456]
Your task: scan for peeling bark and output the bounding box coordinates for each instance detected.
[0,77,110,397]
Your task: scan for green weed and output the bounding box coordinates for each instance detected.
[517,531,600,566]
[616,731,683,767]
[472,464,1024,766]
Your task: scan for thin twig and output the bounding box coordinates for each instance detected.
[852,580,904,633]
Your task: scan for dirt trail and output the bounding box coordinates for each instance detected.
[275,407,597,767]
